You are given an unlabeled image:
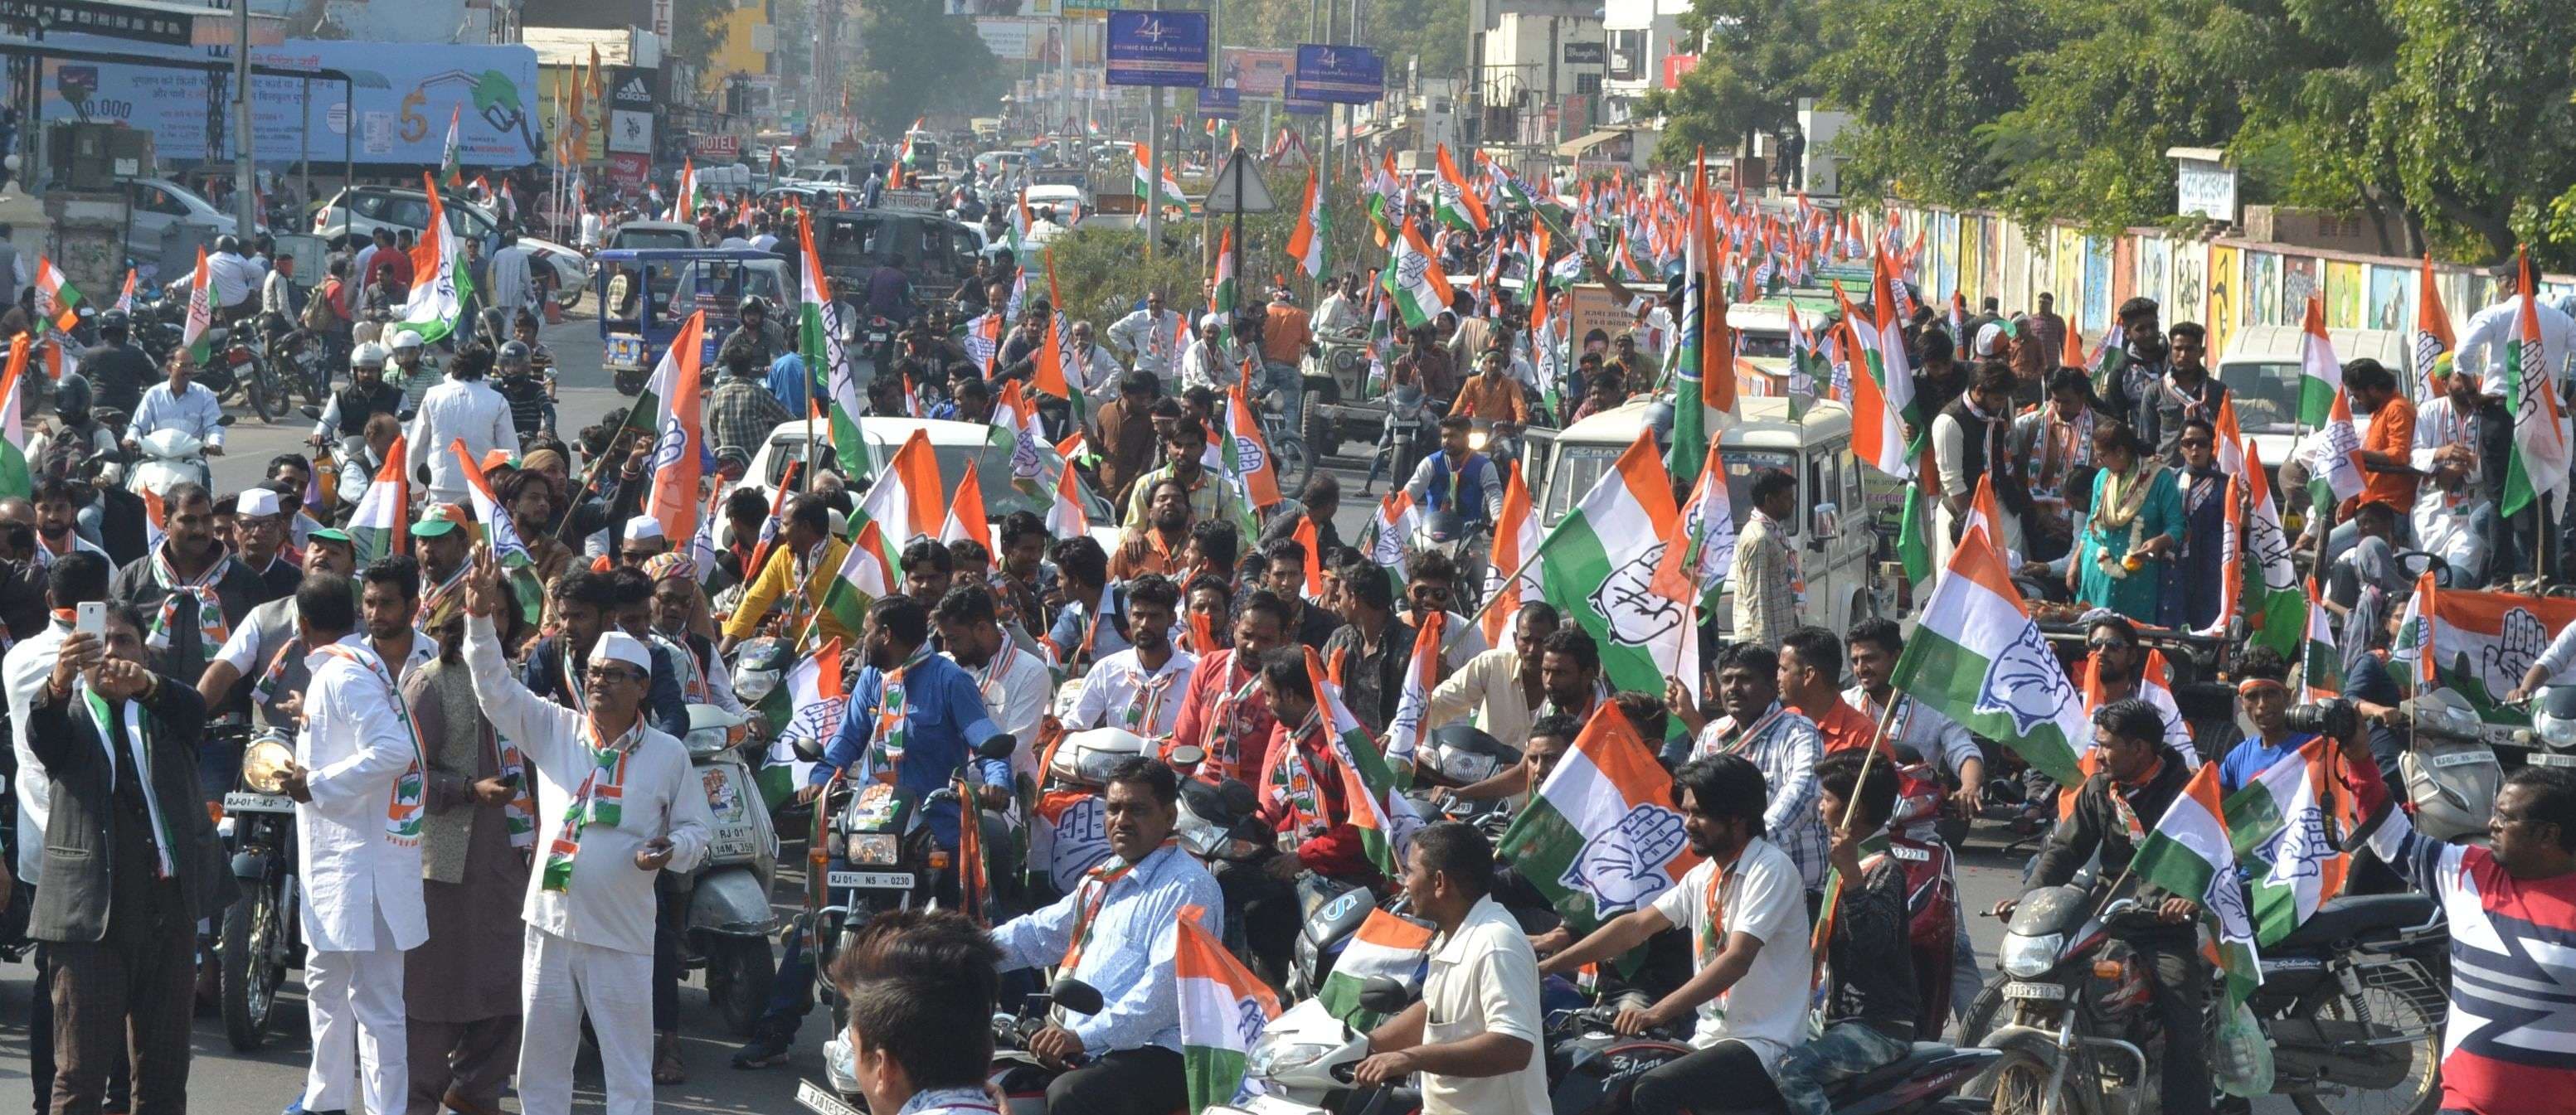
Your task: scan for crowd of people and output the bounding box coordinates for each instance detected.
[0,132,2572,1115]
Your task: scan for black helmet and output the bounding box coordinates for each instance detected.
[99,308,129,332]
[740,294,770,318]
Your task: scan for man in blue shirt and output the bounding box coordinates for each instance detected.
[2217,647,2316,796]
[992,757,1220,1115]
[766,350,809,417]
[801,593,1013,852]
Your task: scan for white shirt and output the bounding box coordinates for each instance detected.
[464,614,712,956]
[486,245,535,313]
[2,621,66,883]
[1107,308,1184,375]
[205,250,265,308]
[1072,342,1124,406]
[2457,297,2576,386]
[1315,292,1362,335]
[215,618,435,691]
[406,376,517,502]
[1842,684,1981,778]
[748,233,780,253]
[1178,337,1237,393]
[954,641,1053,786]
[578,212,604,250]
[1419,896,1549,1115]
[1065,647,1198,738]
[1648,838,1813,1071]
[294,636,430,953]
[351,244,381,304]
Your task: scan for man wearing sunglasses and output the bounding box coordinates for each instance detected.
[456,545,712,1115]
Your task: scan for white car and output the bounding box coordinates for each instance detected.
[741,416,1122,554]
[124,177,243,266]
[311,186,586,308]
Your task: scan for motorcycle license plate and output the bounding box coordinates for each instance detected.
[224,792,295,814]
[795,1080,864,1115]
[826,870,914,890]
[2002,980,2068,1001]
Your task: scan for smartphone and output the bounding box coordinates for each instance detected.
[498,771,522,790]
[75,601,106,638]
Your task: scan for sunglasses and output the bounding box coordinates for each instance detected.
[585,667,645,686]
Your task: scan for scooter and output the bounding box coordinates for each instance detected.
[674,704,781,1037]
[126,416,233,499]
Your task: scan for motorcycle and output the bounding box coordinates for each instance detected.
[217,728,305,1051]
[1967,882,2447,1115]
[984,977,1110,1115]
[1412,507,1494,616]
[1377,386,1442,494]
[675,704,782,1036]
[1402,725,1522,829]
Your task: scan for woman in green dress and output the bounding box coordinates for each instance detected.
[2071,419,2181,623]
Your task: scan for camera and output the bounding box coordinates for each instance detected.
[2283,697,2360,741]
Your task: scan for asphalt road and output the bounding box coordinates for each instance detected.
[75,298,2060,1115]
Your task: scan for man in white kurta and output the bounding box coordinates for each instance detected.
[280,578,430,1115]
[456,547,711,1115]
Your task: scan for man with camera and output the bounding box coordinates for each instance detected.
[2216,648,2328,797]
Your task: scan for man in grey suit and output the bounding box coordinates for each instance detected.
[25,584,229,1115]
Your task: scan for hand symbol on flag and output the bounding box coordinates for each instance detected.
[1561,803,1689,914]
[2486,607,2552,698]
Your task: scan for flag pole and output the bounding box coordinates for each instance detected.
[1806,695,1903,981]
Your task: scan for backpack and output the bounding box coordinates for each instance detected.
[303,279,345,332]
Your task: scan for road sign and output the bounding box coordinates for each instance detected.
[1202,148,1275,214]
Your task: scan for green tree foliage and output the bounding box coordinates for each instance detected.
[1656,0,2576,265]
[843,0,1008,137]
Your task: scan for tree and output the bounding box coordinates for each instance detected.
[1806,0,2067,206]
[1644,0,1825,162]
[843,0,1007,137]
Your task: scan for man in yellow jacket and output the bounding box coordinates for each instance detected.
[719,495,855,652]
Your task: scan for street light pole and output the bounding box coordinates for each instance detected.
[233,0,256,238]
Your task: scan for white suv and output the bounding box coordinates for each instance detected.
[312,186,587,308]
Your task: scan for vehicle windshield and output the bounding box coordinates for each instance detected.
[599,257,791,329]
[760,435,1115,524]
[1736,328,1791,360]
[2220,361,2304,430]
[1538,443,1797,532]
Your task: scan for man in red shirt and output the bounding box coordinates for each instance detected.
[1165,589,1293,784]
[1780,626,1884,756]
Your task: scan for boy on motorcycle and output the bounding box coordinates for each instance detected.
[1999,699,2210,1115]
[1774,752,1919,1115]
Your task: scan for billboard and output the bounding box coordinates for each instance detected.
[948,0,1057,13]
[1281,74,1326,116]
[1105,9,1209,86]
[1291,44,1382,104]
[38,36,543,165]
[605,65,654,157]
[1196,85,1239,120]
[1217,46,1294,98]
[975,17,1058,61]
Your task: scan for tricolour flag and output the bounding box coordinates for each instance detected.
[937,457,993,549]
[2413,255,2454,403]
[394,172,472,343]
[1668,170,1729,489]
[640,310,709,545]
[2502,249,2571,518]
[2299,579,2342,703]
[1381,611,1445,777]
[1176,907,1280,1115]
[1130,142,1191,213]
[853,428,944,548]
[1363,490,1421,582]
[795,211,863,481]
[0,337,29,499]
[1387,217,1454,330]
[1479,461,1543,647]
[32,258,80,333]
[1891,523,2088,787]
[820,518,899,638]
[1431,144,1490,234]
[761,638,848,803]
[438,104,463,190]
[2131,763,2264,1003]
[1835,259,1917,479]
[2295,295,2342,428]
[180,247,213,360]
[1495,704,1700,932]
[1212,228,1239,316]
[348,434,410,565]
[111,268,136,314]
[2240,440,2307,657]
[1222,383,1282,510]
[1315,909,1433,1030]
[1650,433,1735,605]
[452,438,542,623]
[1509,431,1682,696]
[669,157,698,221]
[1286,167,1329,279]
[1306,648,1423,876]
[2394,575,2576,720]
[1044,462,1089,538]
[2224,737,2355,948]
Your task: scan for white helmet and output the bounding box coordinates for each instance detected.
[350,342,388,368]
[388,330,425,352]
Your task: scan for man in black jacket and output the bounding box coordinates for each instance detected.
[2009,698,2209,1115]
[27,594,229,1115]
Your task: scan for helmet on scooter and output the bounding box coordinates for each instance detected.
[351,342,389,369]
[99,308,129,332]
[730,636,795,704]
[388,330,425,353]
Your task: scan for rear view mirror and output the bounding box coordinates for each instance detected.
[1356,976,1412,1015]
[1050,977,1105,1016]
[976,733,1018,762]
[791,735,826,763]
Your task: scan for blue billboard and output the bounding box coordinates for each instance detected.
[1292,44,1383,104]
[1196,85,1239,120]
[1281,74,1327,116]
[1104,10,1210,87]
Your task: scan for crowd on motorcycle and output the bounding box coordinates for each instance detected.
[1,141,2574,1115]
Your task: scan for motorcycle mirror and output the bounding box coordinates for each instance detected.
[1049,977,1106,1016]
[1355,976,1413,1015]
[300,405,323,420]
[1217,778,1259,817]
[976,733,1018,762]
[1165,742,1207,768]
[217,414,237,427]
[791,734,827,763]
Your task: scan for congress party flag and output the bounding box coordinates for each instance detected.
[1307,648,1423,878]
[1222,383,1283,511]
[348,434,411,565]
[1431,144,1490,234]
[820,518,899,639]
[1387,216,1454,330]
[1495,704,1701,932]
[1177,907,1279,1114]
[1507,430,1683,696]
[2413,255,2455,404]
[0,337,29,500]
[2130,763,2264,1003]
[394,173,473,344]
[2224,737,2356,948]
[1315,909,1433,1031]
[32,257,80,333]
[937,457,993,550]
[1479,461,1543,647]
[761,637,848,806]
[2503,249,2571,518]
[639,310,709,546]
[1891,524,2088,786]
[451,439,542,624]
[852,428,944,549]
[1044,461,1089,539]
[1286,167,1329,279]
[1380,611,1445,777]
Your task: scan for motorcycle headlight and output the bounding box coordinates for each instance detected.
[1244,1036,1335,1079]
[845,833,901,865]
[1999,932,2065,979]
